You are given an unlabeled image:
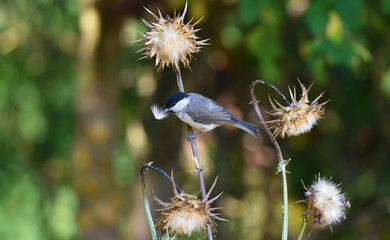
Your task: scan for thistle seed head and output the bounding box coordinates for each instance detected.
[136,3,208,71]
[302,175,350,227]
[154,174,224,236]
[267,79,329,138]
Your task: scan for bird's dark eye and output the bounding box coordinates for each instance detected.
[166,102,173,108]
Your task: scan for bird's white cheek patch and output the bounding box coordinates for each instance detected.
[171,97,190,112]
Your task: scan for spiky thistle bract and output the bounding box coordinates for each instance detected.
[267,79,329,138]
[154,173,224,236]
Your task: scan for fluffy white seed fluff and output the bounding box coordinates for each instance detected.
[164,203,210,235]
[154,174,224,236]
[151,104,169,120]
[306,177,349,225]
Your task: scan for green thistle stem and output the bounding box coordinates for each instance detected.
[140,168,158,240]
[281,163,288,240]
[297,216,308,240]
[141,166,158,240]
[250,81,289,240]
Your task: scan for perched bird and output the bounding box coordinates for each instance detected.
[164,92,259,140]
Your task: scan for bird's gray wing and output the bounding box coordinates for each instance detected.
[185,93,236,124]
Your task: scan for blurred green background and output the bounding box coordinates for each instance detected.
[1,0,390,239]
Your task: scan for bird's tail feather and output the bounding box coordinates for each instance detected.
[234,120,259,138]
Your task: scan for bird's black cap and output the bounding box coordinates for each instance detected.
[165,92,189,109]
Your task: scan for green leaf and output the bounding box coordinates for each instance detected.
[304,1,329,34]
[334,0,364,31]
[239,0,258,25]
[382,0,390,15]
[380,68,390,99]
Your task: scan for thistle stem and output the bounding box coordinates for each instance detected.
[140,164,182,194]
[250,80,289,240]
[176,67,185,93]
[250,81,284,162]
[282,163,288,240]
[176,66,213,240]
[297,216,308,240]
[254,80,291,106]
[140,167,158,240]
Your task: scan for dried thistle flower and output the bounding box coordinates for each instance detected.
[136,3,208,70]
[302,176,350,227]
[154,173,224,236]
[151,104,169,120]
[267,79,329,138]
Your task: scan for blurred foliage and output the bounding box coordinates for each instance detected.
[0,0,78,239]
[1,0,390,239]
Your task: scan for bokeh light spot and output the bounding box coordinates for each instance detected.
[126,120,148,158]
[208,50,228,71]
[286,0,310,18]
[326,11,344,45]
[47,186,78,240]
[380,68,390,99]
[137,70,156,97]
[25,52,47,77]
[220,25,242,50]
[18,109,47,142]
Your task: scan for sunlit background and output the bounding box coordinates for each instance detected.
[1,0,390,239]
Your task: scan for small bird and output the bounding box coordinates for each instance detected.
[164,92,259,140]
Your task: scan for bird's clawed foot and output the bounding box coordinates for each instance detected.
[187,132,202,141]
